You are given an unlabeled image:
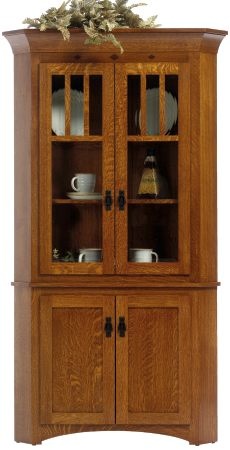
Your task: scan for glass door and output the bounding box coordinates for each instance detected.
[115,63,190,274]
[39,63,114,275]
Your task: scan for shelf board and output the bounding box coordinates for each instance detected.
[50,135,103,142]
[53,198,102,205]
[128,199,178,204]
[128,135,179,142]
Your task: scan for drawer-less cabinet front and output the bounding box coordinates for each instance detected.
[40,293,191,427]
[116,295,191,425]
[40,295,115,424]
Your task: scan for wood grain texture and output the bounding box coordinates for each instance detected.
[116,294,191,425]
[52,307,103,413]
[159,74,166,134]
[40,295,115,424]
[189,289,217,444]
[14,54,31,282]
[3,29,227,56]
[3,28,226,445]
[39,423,190,442]
[14,287,41,444]
[115,62,190,275]
[39,63,115,275]
[65,74,71,135]
[199,53,217,281]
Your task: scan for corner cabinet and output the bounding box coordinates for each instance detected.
[3,28,227,445]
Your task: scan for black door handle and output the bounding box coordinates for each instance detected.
[118,316,126,337]
[118,190,126,210]
[105,190,112,211]
[104,317,113,337]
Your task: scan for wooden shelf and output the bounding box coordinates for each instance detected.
[50,136,103,142]
[53,198,102,205]
[128,135,179,142]
[128,199,178,204]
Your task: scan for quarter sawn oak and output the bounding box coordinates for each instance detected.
[3,28,227,445]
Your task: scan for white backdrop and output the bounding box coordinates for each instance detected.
[0,1,229,448]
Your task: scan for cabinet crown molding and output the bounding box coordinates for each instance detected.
[3,28,228,55]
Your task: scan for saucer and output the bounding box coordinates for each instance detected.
[67,192,102,200]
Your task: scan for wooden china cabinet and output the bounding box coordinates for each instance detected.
[3,28,227,445]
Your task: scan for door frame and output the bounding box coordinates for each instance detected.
[40,294,115,424]
[116,294,191,424]
[39,63,115,275]
[115,62,190,275]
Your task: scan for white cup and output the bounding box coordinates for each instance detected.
[78,248,102,262]
[129,248,159,263]
[71,173,96,193]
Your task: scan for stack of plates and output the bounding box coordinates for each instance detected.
[52,89,84,135]
[135,88,178,135]
[67,192,102,200]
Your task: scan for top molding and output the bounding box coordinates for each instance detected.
[3,28,228,55]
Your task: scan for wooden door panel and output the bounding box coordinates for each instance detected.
[40,295,115,424]
[116,295,191,425]
[115,63,190,275]
[52,308,103,413]
[128,307,179,414]
[39,63,115,275]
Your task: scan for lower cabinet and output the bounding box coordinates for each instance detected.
[40,293,191,426]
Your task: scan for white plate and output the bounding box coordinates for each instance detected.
[52,89,84,136]
[135,88,178,135]
[67,192,102,200]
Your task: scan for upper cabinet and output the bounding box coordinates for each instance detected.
[39,60,190,276]
[3,28,227,282]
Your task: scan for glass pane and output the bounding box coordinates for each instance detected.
[70,75,84,136]
[165,75,178,135]
[128,75,140,135]
[89,75,102,135]
[146,75,159,135]
[128,142,178,200]
[52,141,102,263]
[128,204,178,263]
[52,204,102,262]
[128,141,178,263]
[52,75,65,136]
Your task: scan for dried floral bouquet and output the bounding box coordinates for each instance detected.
[23,0,159,52]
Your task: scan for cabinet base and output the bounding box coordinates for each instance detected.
[16,424,216,445]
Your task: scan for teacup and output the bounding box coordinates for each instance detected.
[71,173,96,193]
[129,248,159,263]
[78,248,102,262]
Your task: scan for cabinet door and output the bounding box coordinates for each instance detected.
[39,63,114,275]
[115,63,190,274]
[116,294,191,424]
[40,295,115,424]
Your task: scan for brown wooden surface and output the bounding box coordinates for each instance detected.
[116,294,191,425]
[190,289,217,444]
[115,62,190,275]
[40,295,115,424]
[3,29,227,56]
[4,28,225,445]
[14,54,31,282]
[14,287,40,444]
[39,63,115,275]
[40,423,190,442]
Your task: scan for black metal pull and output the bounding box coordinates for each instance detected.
[104,317,113,337]
[105,190,112,211]
[118,190,126,211]
[118,316,126,337]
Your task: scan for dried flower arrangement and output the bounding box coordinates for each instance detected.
[23,0,159,52]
